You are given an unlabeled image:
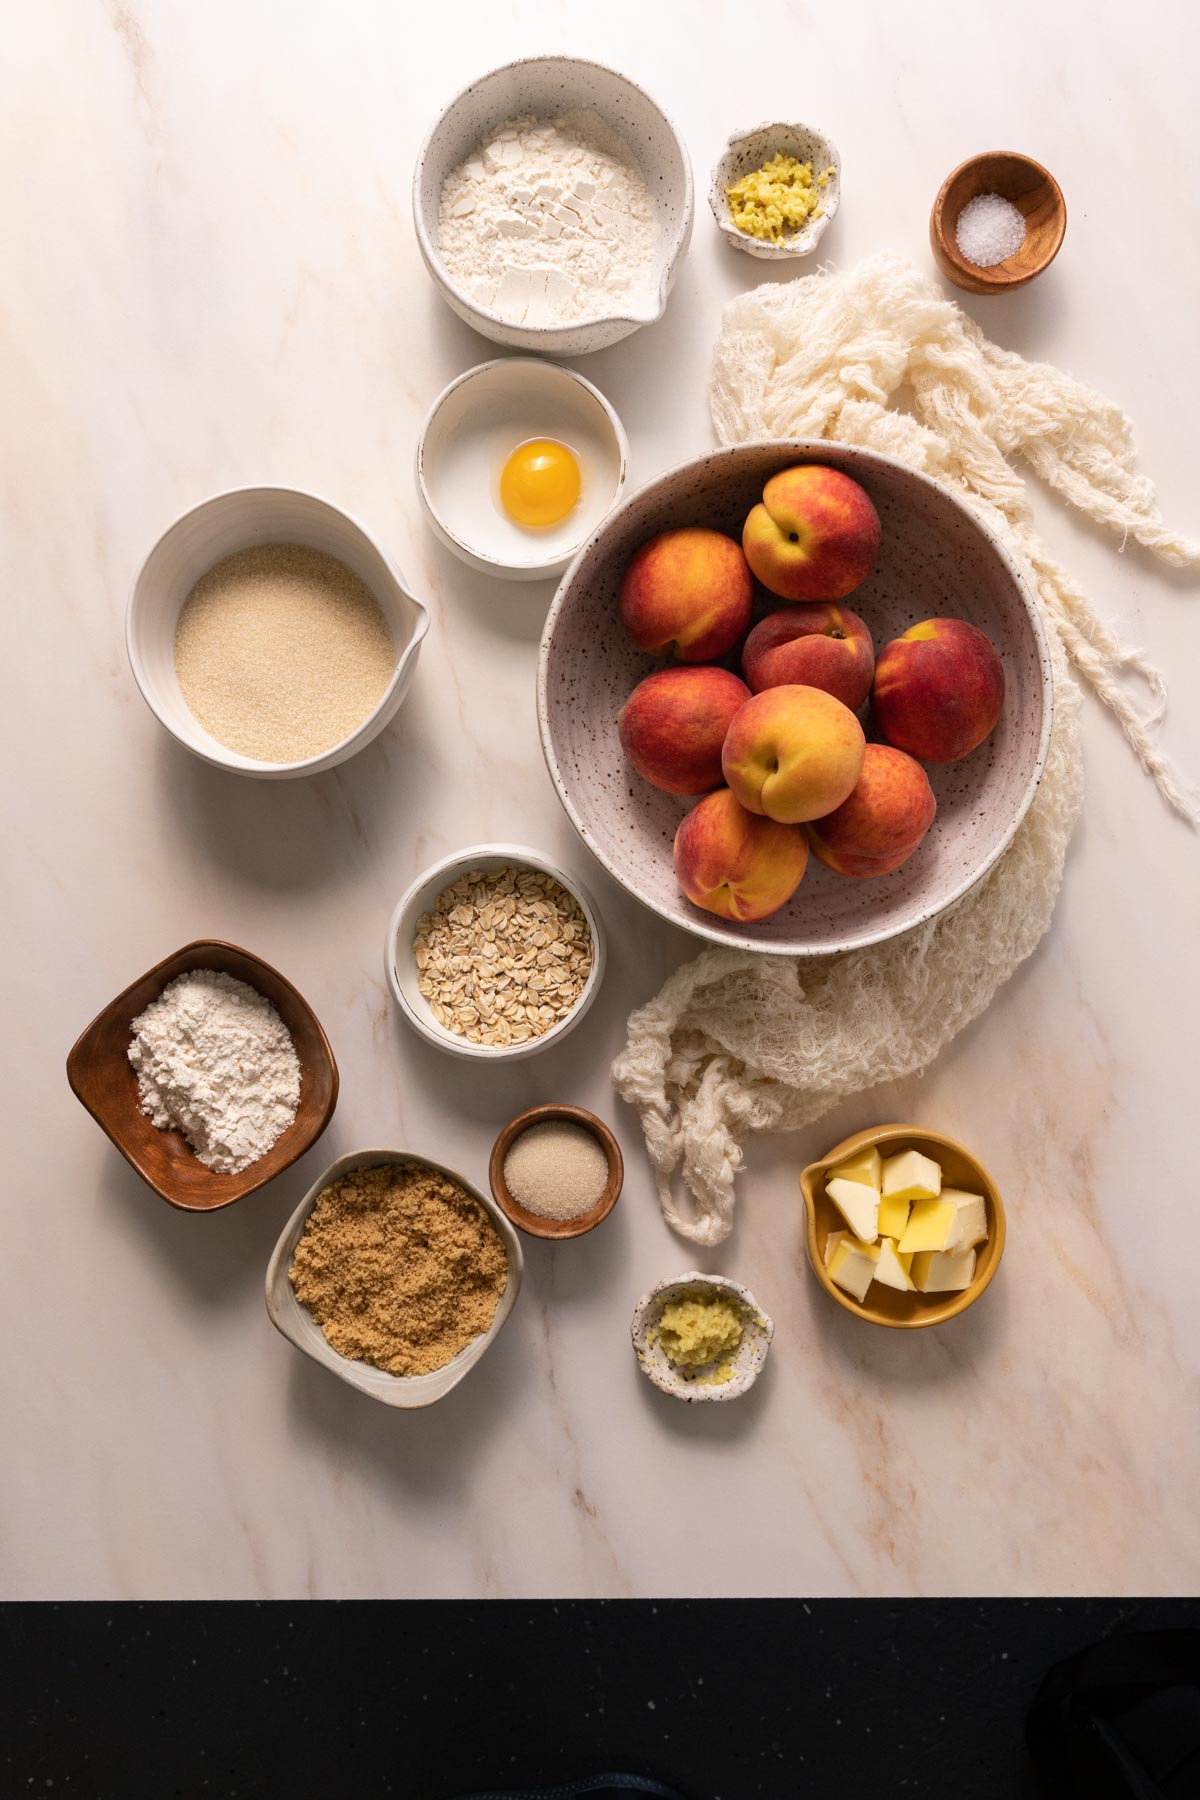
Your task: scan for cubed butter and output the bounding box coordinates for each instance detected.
[897,1196,957,1254]
[911,1247,977,1293]
[877,1194,910,1239]
[881,1149,942,1202]
[826,1177,880,1243]
[873,1237,915,1292]
[828,1145,882,1189]
[941,1189,988,1251]
[825,1231,879,1303]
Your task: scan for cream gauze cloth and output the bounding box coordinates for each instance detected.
[613,253,1198,1247]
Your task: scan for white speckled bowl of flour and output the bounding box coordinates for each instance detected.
[127,487,430,778]
[413,56,694,355]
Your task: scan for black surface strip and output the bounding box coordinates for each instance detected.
[3,1598,1198,1799]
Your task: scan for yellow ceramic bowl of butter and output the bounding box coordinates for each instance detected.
[800,1124,1005,1329]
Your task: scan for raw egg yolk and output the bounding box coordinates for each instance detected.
[499,439,581,529]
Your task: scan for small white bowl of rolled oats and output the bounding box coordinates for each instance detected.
[386,844,606,1061]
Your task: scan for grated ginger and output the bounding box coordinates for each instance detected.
[654,1293,745,1386]
[725,152,833,243]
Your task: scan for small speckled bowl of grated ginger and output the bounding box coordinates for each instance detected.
[631,1273,774,1403]
[709,121,840,259]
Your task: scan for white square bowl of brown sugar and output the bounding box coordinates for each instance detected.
[265,1148,524,1408]
[127,486,430,778]
[386,845,607,1062]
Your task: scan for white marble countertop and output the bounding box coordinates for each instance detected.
[5,0,1199,1599]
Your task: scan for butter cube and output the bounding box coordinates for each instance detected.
[828,1145,882,1189]
[825,1232,879,1303]
[877,1194,911,1239]
[881,1149,942,1202]
[942,1189,988,1251]
[911,1247,977,1293]
[897,1196,957,1254]
[873,1237,915,1292]
[826,1177,880,1243]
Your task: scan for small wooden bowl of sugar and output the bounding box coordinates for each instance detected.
[489,1104,623,1241]
[930,151,1066,294]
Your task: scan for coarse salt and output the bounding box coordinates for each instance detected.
[955,192,1026,267]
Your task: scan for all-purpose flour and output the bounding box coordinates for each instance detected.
[438,110,660,326]
[128,969,301,1174]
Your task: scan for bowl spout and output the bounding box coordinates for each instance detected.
[394,580,431,654]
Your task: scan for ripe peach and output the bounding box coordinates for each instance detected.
[721,685,866,825]
[618,666,751,795]
[673,787,809,923]
[807,744,937,877]
[872,618,1005,762]
[620,527,753,663]
[742,603,875,710]
[742,466,881,603]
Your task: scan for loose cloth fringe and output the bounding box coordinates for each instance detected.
[613,253,1197,1246]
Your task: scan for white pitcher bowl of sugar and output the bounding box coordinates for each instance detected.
[413,56,694,357]
[127,487,430,779]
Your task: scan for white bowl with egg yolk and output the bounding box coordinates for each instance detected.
[416,359,629,580]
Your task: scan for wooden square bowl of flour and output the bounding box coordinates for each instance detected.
[66,940,339,1211]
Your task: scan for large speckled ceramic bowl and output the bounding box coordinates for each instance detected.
[413,56,694,356]
[538,442,1053,957]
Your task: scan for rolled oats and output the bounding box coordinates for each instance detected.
[413,865,594,1047]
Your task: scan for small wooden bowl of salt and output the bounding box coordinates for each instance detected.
[489,1105,623,1241]
[930,151,1066,294]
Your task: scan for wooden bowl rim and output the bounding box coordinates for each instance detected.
[66,938,339,1212]
[800,1122,1006,1328]
[930,150,1066,291]
[489,1103,624,1240]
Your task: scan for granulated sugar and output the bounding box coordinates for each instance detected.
[174,543,395,763]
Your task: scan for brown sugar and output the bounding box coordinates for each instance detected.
[289,1161,508,1376]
